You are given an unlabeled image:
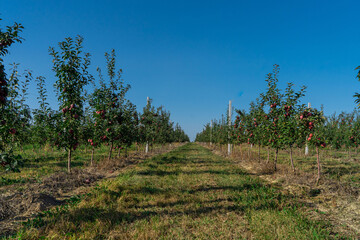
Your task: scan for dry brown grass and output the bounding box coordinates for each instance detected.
[203,143,360,237]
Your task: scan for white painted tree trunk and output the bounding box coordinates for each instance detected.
[210,120,213,146]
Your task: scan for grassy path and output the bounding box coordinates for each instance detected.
[15,143,347,239]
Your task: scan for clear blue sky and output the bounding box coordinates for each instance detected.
[2,0,360,140]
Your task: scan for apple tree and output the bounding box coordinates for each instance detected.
[31,75,58,153]
[89,49,131,161]
[113,101,138,158]
[140,99,159,153]
[298,107,326,183]
[263,64,284,171]
[49,36,92,172]
[0,19,24,171]
[280,82,306,172]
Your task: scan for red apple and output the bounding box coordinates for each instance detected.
[9,128,16,135]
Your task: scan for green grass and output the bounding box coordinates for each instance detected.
[12,143,349,239]
[0,144,138,188]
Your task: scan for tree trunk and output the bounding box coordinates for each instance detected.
[316,146,321,184]
[117,148,121,158]
[125,147,128,158]
[290,147,295,172]
[349,147,351,159]
[91,147,95,166]
[145,142,149,154]
[258,144,261,163]
[36,146,40,158]
[239,144,243,159]
[267,147,270,163]
[68,148,72,173]
[274,148,279,171]
[108,142,114,161]
[248,146,251,160]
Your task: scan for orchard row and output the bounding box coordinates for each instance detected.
[196,64,360,183]
[0,19,189,172]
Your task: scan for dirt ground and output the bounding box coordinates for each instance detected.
[0,144,182,238]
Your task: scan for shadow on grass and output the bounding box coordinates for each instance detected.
[43,193,286,236]
[120,182,263,197]
[53,161,86,168]
[129,186,168,195]
[152,156,188,164]
[128,198,230,209]
[136,168,249,177]
[22,156,59,168]
[185,183,263,194]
